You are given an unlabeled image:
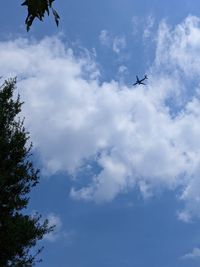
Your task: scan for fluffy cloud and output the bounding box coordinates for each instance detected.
[1,16,200,219]
[99,30,110,46]
[44,213,75,243]
[112,36,126,54]
[143,15,155,39]
[182,247,200,260]
[131,16,141,35]
[44,213,63,242]
[99,30,126,54]
[155,16,200,77]
[131,14,155,38]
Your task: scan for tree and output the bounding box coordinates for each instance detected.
[0,78,53,266]
[21,0,60,31]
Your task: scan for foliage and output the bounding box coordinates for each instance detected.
[21,0,60,31]
[0,78,53,266]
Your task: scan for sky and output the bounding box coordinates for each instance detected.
[3,0,200,266]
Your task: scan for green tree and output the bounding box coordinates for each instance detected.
[0,78,53,266]
[21,0,60,31]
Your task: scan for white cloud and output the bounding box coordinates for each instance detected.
[99,30,110,46]
[118,65,128,74]
[143,15,155,39]
[155,16,200,77]
[2,15,200,219]
[131,14,155,38]
[131,16,141,35]
[44,213,63,242]
[177,210,192,223]
[182,247,200,260]
[112,36,126,54]
[44,213,75,244]
[99,30,126,54]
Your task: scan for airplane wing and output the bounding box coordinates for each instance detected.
[141,76,148,82]
[136,75,139,81]
[140,82,146,85]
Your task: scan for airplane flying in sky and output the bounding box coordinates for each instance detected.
[133,75,148,86]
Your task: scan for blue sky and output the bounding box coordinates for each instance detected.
[2,1,200,266]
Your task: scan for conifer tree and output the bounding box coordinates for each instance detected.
[0,78,53,266]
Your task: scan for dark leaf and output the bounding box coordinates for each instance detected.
[21,0,60,31]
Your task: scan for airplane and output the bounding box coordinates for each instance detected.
[133,75,148,86]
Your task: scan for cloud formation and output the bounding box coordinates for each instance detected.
[44,213,75,243]
[99,30,126,54]
[44,213,63,242]
[143,15,155,39]
[1,16,200,219]
[131,14,155,38]
[182,247,200,260]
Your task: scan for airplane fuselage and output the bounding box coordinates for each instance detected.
[133,75,148,86]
